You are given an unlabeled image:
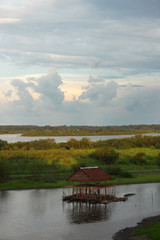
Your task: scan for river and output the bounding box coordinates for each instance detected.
[1,133,160,143]
[0,183,160,240]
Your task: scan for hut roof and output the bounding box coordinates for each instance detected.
[67,166,112,182]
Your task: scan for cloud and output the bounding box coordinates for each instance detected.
[88,76,105,83]
[0,18,20,24]
[34,68,64,108]
[79,80,118,106]
[10,78,37,113]
[1,69,160,125]
[88,0,160,19]
[1,69,64,123]
[3,89,12,97]
[0,0,160,78]
[0,1,160,125]
[118,84,160,113]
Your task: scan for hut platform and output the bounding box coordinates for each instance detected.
[63,193,127,204]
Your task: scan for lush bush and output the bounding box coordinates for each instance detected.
[106,167,132,178]
[119,171,132,178]
[106,167,122,176]
[130,152,147,165]
[0,140,9,150]
[94,148,119,164]
[28,159,48,176]
[0,159,10,180]
[157,153,160,166]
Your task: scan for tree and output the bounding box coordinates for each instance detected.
[0,140,9,151]
[79,138,91,149]
[66,138,80,149]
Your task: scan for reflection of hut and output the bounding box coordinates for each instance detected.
[63,166,117,203]
[64,201,113,224]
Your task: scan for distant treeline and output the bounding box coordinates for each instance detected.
[0,124,160,136]
[1,135,160,150]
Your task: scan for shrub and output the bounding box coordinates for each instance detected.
[106,167,132,178]
[130,152,147,165]
[106,167,122,176]
[157,153,160,166]
[94,148,119,164]
[119,171,132,178]
[0,159,10,180]
[28,159,48,176]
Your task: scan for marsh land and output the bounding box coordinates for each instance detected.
[0,131,160,190]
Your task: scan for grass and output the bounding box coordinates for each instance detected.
[0,179,72,190]
[0,174,160,190]
[135,219,160,240]
[118,147,160,156]
[108,174,160,185]
[0,147,160,190]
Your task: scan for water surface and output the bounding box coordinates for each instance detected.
[0,183,160,240]
[1,133,160,143]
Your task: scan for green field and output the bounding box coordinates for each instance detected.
[0,136,160,190]
[135,219,160,240]
[0,147,160,190]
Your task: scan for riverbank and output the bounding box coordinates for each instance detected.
[0,179,69,190]
[0,175,160,190]
[113,215,160,240]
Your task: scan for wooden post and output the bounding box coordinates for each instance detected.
[89,187,91,199]
[76,187,78,198]
[72,186,74,196]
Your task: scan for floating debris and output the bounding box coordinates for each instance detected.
[124,193,136,197]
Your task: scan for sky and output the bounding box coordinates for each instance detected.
[0,0,160,126]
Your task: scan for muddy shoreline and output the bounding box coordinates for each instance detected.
[112,215,160,240]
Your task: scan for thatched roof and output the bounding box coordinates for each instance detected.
[67,166,112,182]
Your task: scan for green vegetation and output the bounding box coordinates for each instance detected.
[0,134,160,189]
[135,219,160,240]
[93,148,119,164]
[0,159,10,179]
[0,124,160,136]
[0,179,71,190]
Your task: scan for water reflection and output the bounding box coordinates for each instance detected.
[1,133,160,143]
[0,190,8,200]
[0,184,160,240]
[29,190,48,216]
[63,201,114,224]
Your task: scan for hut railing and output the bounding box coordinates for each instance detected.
[63,184,116,201]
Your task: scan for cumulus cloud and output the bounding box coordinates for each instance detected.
[80,80,118,106]
[118,84,160,113]
[34,69,64,108]
[1,69,160,125]
[10,78,37,113]
[1,69,64,123]
[3,89,12,97]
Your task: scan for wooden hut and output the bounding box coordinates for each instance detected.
[63,166,116,203]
